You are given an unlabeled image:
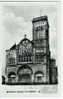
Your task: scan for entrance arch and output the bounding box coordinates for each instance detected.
[8,72,16,83]
[34,71,44,83]
[17,64,33,83]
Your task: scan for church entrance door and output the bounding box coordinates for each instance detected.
[17,64,33,83]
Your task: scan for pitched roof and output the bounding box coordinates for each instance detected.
[10,43,16,50]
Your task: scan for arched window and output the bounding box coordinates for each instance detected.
[18,39,33,62]
[8,57,15,64]
[34,71,44,83]
[8,72,16,83]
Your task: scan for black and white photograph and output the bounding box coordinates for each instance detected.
[0,0,61,96]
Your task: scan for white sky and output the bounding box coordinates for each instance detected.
[0,2,58,75]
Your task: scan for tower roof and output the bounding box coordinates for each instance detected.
[32,15,48,23]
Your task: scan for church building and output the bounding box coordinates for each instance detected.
[4,16,58,84]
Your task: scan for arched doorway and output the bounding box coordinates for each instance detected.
[34,71,44,83]
[8,72,16,83]
[17,64,33,83]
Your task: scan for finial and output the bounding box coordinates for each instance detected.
[24,34,27,38]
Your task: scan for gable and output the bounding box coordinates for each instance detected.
[18,38,33,56]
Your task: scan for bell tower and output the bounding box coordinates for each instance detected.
[32,16,49,47]
[32,16,50,83]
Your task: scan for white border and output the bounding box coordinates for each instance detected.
[0,0,61,97]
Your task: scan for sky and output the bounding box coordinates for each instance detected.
[0,2,58,75]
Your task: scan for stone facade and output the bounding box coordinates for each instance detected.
[3,16,58,84]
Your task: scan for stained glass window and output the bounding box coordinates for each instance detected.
[18,39,32,62]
